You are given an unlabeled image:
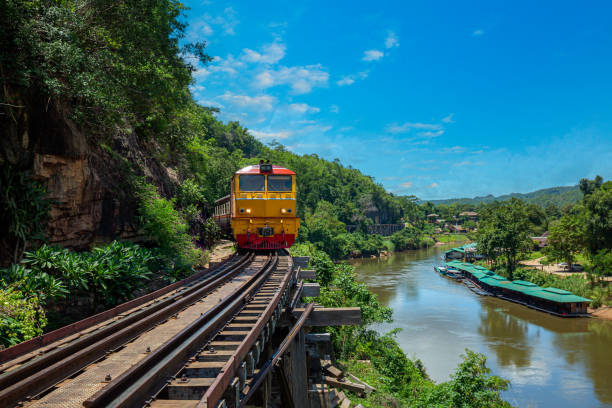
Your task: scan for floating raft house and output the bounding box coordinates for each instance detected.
[446,261,591,317]
[444,243,484,261]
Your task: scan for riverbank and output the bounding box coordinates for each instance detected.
[353,246,612,407]
[589,306,612,321]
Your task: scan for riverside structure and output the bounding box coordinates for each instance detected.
[446,261,591,317]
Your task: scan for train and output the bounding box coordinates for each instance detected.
[213,161,300,249]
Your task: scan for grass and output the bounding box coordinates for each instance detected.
[434,233,470,243]
[521,250,544,261]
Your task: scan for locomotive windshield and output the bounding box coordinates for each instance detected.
[267,175,292,191]
[239,175,265,191]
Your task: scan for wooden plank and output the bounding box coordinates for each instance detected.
[293,307,361,326]
[324,376,366,395]
[305,333,330,343]
[302,283,320,297]
[293,257,310,269]
[340,397,351,408]
[298,269,317,280]
[321,360,343,379]
[346,373,376,393]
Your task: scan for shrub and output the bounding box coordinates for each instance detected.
[0,286,47,349]
[133,179,202,269]
[3,241,165,311]
[0,166,52,263]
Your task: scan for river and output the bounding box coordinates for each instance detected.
[351,245,612,408]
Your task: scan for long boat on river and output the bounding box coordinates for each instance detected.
[445,261,591,317]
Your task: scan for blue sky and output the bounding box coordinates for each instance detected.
[182,0,612,200]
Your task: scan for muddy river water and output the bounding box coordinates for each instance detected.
[352,246,612,407]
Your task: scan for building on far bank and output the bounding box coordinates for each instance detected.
[531,231,549,248]
[459,211,479,221]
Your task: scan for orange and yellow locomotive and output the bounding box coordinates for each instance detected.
[213,161,299,249]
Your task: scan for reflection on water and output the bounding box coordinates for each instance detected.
[478,307,532,368]
[352,246,612,408]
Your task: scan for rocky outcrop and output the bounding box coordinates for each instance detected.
[0,92,173,261]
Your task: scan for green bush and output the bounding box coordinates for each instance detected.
[0,166,52,263]
[390,226,432,251]
[2,241,164,311]
[417,350,512,407]
[134,179,202,269]
[0,286,47,349]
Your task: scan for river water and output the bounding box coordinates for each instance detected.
[352,245,612,408]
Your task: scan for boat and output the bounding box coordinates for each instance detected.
[462,278,491,296]
[434,265,461,280]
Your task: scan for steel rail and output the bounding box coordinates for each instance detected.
[200,251,294,408]
[0,252,254,408]
[83,252,282,408]
[238,302,315,408]
[0,252,239,366]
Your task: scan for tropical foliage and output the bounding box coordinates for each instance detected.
[291,243,511,407]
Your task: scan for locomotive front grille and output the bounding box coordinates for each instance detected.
[258,227,274,236]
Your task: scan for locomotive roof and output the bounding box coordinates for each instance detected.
[235,165,295,175]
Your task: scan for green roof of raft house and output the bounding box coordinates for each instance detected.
[446,261,591,315]
[444,243,483,261]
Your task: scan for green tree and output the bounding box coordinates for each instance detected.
[477,199,532,279]
[581,179,612,253]
[545,215,583,270]
[418,349,512,408]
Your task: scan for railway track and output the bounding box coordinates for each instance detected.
[0,251,280,408]
[83,250,295,408]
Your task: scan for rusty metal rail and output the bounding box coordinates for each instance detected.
[0,252,255,408]
[238,302,314,408]
[83,251,290,408]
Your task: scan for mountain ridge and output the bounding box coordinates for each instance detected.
[425,185,582,207]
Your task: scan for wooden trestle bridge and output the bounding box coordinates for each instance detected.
[0,250,360,408]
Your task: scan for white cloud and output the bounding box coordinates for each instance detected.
[219,7,239,35]
[362,49,384,61]
[189,19,213,39]
[472,29,484,36]
[399,181,413,188]
[337,77,355,86]
[443,146,465,153]
[453,160,484,167]
[218,92,277,111]
[418,130,444,138]
[249,129,292,140]
[300,124,332,134]
[288,103,320,114]
[337,71,368,86]
[187,7,239,39]
[385,31,400,49]
[193,55,243,80]
[386,122,443,134]
[429,183,439,188]
[254,64,329,94]
[196,98,224,108]
[330,104,340,113]
[242,42,286,64]
[441,113,454,123]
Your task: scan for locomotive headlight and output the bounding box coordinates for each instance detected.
[281,208,287,214]
[246,208,252,214]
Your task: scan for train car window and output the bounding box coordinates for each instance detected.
[267,175,293,191]
[239,175,265,191]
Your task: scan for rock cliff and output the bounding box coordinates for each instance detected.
[0,93,174,263]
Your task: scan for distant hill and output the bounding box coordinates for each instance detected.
[428,185,582,208]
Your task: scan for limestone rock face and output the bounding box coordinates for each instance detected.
[0,96,170,261]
